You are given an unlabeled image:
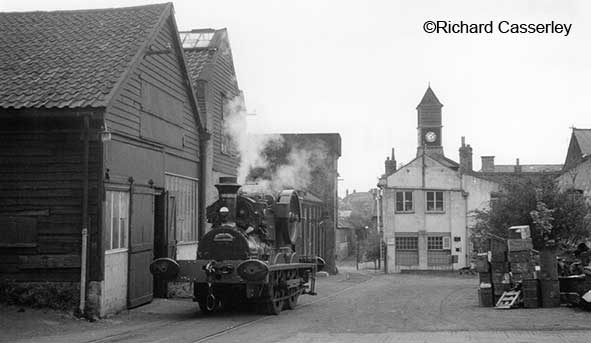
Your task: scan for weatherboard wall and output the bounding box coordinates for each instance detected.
[104,15,201,187]
[0,115,102,283]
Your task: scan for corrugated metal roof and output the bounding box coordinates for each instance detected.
[0,4,168,109]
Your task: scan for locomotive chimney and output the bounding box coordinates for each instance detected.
[214,176,242,223]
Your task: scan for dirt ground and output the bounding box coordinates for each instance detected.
[2,264,591,343]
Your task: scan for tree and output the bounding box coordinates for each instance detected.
[472,175,590,251]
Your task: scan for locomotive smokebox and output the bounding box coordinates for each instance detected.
[214,177,242,223]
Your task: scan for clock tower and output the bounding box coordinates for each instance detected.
[416,86,444,156]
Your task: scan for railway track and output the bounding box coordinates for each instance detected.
[82,273,373,343]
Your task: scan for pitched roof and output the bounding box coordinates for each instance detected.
[417,86,442,108]
[0,3,170,109]
[573,128,591,156]
[181,29,219,82]
[427,152,459,169]
[184,48,216,81]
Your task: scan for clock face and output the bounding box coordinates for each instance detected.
[425,131,437,143]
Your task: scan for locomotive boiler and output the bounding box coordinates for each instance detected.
[149,177,324,315]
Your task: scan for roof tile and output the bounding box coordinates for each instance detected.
[0,4,168,109]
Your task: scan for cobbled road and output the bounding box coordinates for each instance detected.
[3,271,591,343]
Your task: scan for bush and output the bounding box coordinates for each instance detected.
[0,280,79,311]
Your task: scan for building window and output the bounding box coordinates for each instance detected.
[427,236,443,250]
[165,174,199,242]
[219,93,239,156]
[428,236,451,250]
[220,93,229,155]
[105,191,129,251]
[395,191,413,212]
[395,236,418,250]
[426,191,444,212]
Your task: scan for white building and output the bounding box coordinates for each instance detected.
[379,87,499,272]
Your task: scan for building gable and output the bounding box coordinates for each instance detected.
[182,28,241,176]
[564,129,591,170]
[387,153,461,189]
[105,9,202,163]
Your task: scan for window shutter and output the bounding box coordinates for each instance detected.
[443,236,451,250]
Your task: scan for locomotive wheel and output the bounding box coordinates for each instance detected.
[197,297,219,315]
[197,297,221,316]
[285,270,300,310]
[285,291,299,310]
[266,288,284,315]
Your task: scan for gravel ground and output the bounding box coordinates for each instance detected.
[2,266,591,343]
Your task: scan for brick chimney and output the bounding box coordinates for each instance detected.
[481,156,495,172]
[459,136,473,173]
[384,148,397,176]
[514,158,522,173]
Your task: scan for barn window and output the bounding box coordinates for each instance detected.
[165,174,199,242]
[220,93,230,155]
[105,191,129,251]
[395,191,413,212]
[426,191,444,212]
[219,92,240,157]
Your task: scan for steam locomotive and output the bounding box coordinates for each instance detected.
[149,177,324,315]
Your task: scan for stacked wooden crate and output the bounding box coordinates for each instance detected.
[488,237,510,304]
[476,253,494,307]
[539,249,560,307]
[506,226,541,308]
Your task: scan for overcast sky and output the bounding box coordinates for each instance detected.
[3,0,591,197]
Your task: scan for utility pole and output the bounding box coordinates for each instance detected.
[375,188,384,272]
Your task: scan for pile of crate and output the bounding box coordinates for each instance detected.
[507,226,539,308]
[476,226,561,308]
[476,235,510,306]
[538,248,561,307]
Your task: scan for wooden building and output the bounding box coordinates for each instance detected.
[0,4,205,317]
[180,28,243,233]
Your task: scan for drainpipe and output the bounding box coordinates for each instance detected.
[198,128,211,240]
[79,116,90,315]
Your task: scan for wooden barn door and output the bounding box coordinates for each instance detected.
[128,186,155,308]
[153,191,176,298]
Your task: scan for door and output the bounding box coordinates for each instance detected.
[128,186,155,308]
[103,190,130,316]
[153,191,176,298]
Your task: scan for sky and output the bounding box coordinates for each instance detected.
[3,0,591,197]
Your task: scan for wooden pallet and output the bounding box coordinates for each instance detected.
[495,290,521,309]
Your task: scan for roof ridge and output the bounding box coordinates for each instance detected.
[0,3,170,15]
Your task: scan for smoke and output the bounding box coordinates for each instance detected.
[263,143,329,193]
[221,96,329,194]
[221,95,283,184]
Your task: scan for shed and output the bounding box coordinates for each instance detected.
[0,3,204,317]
